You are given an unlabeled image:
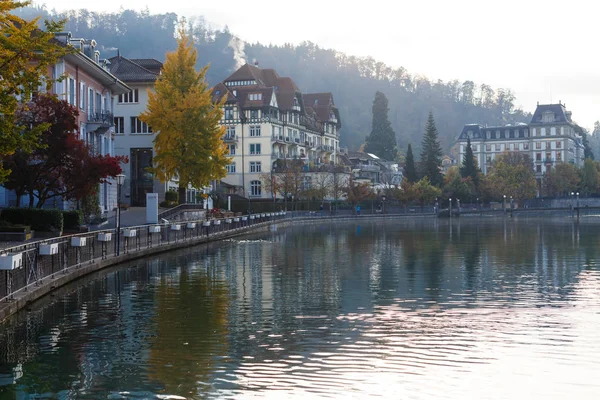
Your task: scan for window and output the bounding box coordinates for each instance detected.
[556,152,562,161]
[250,161,262,172]
[250,143,261,155]
[536,142,541,149]
[536,165,542,173]
[118,89,139,103]
[79,82,86,109]
[227,144,236,155]
[226,162,236,173]
[303,176,312,190]
[486,155,492,163]
[88,88,94,114]
[536,153,542,161]
[546,141,551,150]
[114,117,124,134]
[68,78,75,105]
[225,126,236,140]
[512,143,518,151]
[556,141,562,148]
[248,93,262,101]
[473,145,478,152]
[224,107,234,120]
[250,180,262,196]
[250,109,259,119]
[523,143,529,150]
[494,144,500,151]
[486,144,491,152]
[250,126,261,137]
[130,116,152,134]
[546,152,551,161]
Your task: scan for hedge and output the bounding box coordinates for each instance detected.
[63,210,83,230]
[0,208,64,232]
[165,190,178,202]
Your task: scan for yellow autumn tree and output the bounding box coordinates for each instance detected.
[140,26,229,203]
[0,0,72,182]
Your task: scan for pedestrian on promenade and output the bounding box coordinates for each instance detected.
[356,205,361,215]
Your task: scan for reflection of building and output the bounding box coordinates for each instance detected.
[109,55,185,206]
[211,63,342,199]
[457,102,585,183]
[0,33,130,210]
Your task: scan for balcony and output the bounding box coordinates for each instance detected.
[271,152,285,159]
[356,163,380,172]
[272,134,285,144]
[319,145,334,153]
[88,111,114,129]
[223,134,238,143]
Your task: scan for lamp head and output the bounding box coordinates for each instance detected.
[116,174,125,185]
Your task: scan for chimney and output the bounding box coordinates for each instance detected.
[254,60,259,67]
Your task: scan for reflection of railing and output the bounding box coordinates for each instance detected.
[88,111,114,125]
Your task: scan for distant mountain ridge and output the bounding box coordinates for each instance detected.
[17,6,532,156]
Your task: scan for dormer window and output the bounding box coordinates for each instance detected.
[215,90,220,95]
[542,111,555,123]
[248,93,262,101]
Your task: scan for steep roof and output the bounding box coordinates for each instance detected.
[530,103,572,124]
[303,93,337,123]
[130,58,163,74]
[108,56,161,83]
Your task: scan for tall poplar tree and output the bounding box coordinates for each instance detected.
[0,0,72,183]
[364,91,397,161]
[141,26,229,203]
[460,137,479,187]
[403,144,418,183]
[420,111,444,187]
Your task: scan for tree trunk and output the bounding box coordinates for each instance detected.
[178,186,186,205]
[28,193,35,209]
[15,191,22,208]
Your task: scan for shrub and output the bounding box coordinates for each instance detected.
[165,190,178,202]
[0,208,64,232]
[0,220,31,233]
[159,200,177,208]
[63,210,83,230]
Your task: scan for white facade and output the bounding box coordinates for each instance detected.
[458,103,585,181]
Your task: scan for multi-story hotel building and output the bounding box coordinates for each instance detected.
[211,63,341,199]
[457,103,585,183]
[0,33,130,211]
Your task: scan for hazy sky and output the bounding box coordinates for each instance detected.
[45,0,600,130]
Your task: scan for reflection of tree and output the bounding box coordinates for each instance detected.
[148,264,229,397]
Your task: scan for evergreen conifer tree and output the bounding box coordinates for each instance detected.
[364,91,397,161]
[403,144,418,183]
[420,111,444,187]
[459,137,479,186]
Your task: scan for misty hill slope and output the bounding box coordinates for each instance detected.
[18,7,531,155]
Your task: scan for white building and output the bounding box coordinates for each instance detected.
[458,102,585,188]
[211,63,341,199]
[109,55,194,206]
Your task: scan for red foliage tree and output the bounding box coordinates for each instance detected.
[2,94,127,208]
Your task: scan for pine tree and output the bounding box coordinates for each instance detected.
[364,91,397,161]
[140,26,229,204]
[420,111,444,187]
[403,144,418,183]
[459,137,479,187]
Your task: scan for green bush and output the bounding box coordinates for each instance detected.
[0,208,64,232]
[63,210,83,230]
[159,200,177,208]
[0,220,31,233]
[165,190,178,202]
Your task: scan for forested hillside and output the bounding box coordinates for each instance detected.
[18,6,531,154]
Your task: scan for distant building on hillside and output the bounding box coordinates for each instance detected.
[457,102,585,191]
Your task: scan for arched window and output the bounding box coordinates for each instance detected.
[250,180,262,196]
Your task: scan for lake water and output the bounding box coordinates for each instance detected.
[0,218,599,399]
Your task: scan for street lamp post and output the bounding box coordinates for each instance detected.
[476,197,479,211]
[503,195,506,214]
[382,195,386,214]
[116,174,125,256]
[457,198,460,215]
[576,192,580,218]
[449,197,452,217]
[248,191,252,216]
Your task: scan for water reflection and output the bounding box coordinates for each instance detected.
[0,218,599,399]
